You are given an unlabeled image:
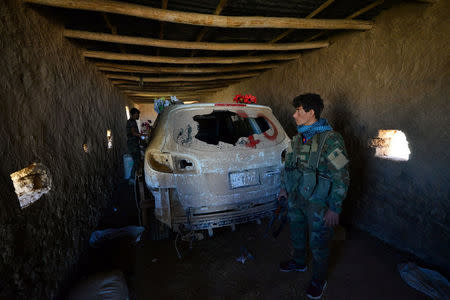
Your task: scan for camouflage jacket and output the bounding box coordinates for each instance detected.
[281,131,350,214]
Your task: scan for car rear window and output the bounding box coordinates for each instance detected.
[193,111,270,146]
[172,107,284,150]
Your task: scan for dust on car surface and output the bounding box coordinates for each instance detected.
[144,103,290,234]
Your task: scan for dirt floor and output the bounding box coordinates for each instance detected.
[85,181,431,300]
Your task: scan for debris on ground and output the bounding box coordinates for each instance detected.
[89,226,145,248]
[236,246,255,264]
[398,262,450,300]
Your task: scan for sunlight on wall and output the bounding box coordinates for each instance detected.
[371,130,411,161]
[10,163,52,208]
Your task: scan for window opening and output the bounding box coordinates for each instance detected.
[83,143,89,153]
[370,129,411,161]
[125,106,130,120]
[107,130,113,149]
[10,163,52,208]
[193,111,271,145]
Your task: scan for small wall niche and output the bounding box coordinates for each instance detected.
[10,163,52,208]
[83,143,89,153]
[370,130,411,161]
[107,130,113,149]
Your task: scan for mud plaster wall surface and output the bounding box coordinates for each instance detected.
[0,0,131,298]
[211,1,450,269]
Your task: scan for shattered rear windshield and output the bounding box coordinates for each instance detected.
[193,111,270,145]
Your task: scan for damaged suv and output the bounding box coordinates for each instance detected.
[144,103,290,235]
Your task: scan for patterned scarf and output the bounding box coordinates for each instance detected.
[297,118,333,143]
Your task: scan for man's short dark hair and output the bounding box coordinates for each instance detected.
[292,93,324,119]
[130,108,140,115]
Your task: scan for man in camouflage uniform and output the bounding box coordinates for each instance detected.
[279,93,349,299]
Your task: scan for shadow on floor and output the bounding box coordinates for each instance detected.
[78,180,432,300]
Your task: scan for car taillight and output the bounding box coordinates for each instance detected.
[281,149,287,165]
[149,153,173,173]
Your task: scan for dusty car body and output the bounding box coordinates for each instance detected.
[144,103,290,233]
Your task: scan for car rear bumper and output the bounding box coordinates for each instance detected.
[170,200,278,231]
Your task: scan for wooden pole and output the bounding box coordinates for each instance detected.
[116,83,230,90]
[96,61,282,74]
[268,0,336,44]
[106,72,261,82]
[25,0,373,30]
[125,91,215,97]
[195,0,228,42]
[65,29,329,51]
[119,85,229,92]
[124,88,223,97]
[191,0,229,57]
[156,0,169,56]
[111,79,241,87]
[84,50,301,64]
[305,0,384,42]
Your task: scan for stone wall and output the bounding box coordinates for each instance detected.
[211,1,450,269]
[0,0,131,298]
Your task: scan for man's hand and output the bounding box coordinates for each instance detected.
[278,189,287,201]
[323,209,339,227]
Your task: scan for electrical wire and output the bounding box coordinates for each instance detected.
[133,171,143,227]
[175,232,182,259]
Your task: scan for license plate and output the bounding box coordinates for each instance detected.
[229,170,260,189]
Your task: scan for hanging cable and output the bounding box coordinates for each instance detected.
[134,171,142,226]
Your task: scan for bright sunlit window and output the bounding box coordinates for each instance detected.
[107,130,113,149]
[125,106,130,120]
[371,130,411,161]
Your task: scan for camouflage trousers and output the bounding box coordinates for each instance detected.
[287,192,334,281]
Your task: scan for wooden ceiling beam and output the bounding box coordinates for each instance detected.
[96,61,281,74]
[123,88,224,97]
[106,72,261,82]
[65,29,329,51]
[111,79,240,87]
[125,91,216,97]
[195,0,228,42]
[346,0,384,20]
[117,85,230,92]
[101,13,127,55]
[84,50,301,64]
[268,0,335,44]
[191,0,228,57]
[156,0,169,56]
[25,0,373,30]
[159,0,168,39]
[305,0,384,42]
[114,82,230,89]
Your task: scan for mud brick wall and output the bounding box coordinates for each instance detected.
[211,1,450,270]
[0,0,131,298]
